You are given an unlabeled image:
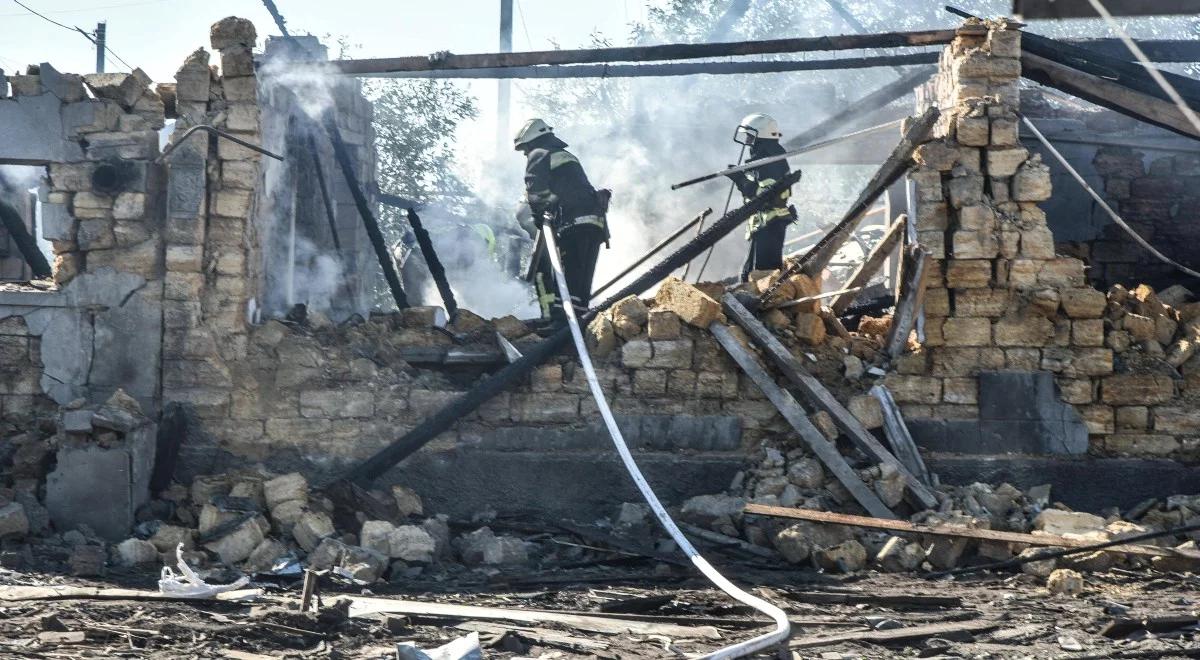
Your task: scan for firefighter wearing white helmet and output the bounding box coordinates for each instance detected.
[726,112,794,281]
[514,118,610,322]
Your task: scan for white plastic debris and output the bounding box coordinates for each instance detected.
[158,544,250,598]
[396,631,482,660]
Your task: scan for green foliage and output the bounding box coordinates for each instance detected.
[365,79,478,212]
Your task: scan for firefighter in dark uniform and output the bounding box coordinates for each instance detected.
[514,118,609,321]
[724,113,794,282]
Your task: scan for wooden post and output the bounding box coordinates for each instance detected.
[883,243,931,361]
[709,323,896,519]
[721,294,938,510]
[829,214,907,315]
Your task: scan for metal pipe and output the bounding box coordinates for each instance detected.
[591,207,712,298]
[157,124,285,164]
[672,118,903,191]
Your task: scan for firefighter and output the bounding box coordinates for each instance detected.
[725,113,795,282]
[514,118,609,321]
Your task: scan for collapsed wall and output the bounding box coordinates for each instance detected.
[896,20,1199,462]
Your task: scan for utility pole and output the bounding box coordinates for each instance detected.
[497,0,513,154]
[94,22,106,73]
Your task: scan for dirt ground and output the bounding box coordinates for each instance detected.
[1,557,1197,659]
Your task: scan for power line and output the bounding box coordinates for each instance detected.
[514,0,533,49]
[9,0,137,72]
[0,0,166,17]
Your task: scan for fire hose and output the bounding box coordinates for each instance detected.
[543,229,791,658]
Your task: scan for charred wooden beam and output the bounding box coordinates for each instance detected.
[356,52,939,79]
[0,199,51,279]
[337,170,804,486]
[830,214,907,315]
[758,106,937,310]
[322,113,409,309]
[722,293,938,510]
[332,29,956,76]
[406,209,458,320]
[1014,0,1200,18]
[1022,51,1200,140]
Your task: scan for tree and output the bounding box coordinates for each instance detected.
[365,79,478,213]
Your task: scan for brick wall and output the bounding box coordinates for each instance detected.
[890,20,1200,462]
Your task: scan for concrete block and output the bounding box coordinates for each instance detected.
[45,423,156,541]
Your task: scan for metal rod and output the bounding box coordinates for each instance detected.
[157,124,285,163]
[770,286,865,310]
[322,112,410,309]
[591,207,712,298]
[672,118,904,191]
[693,143,746,283]
[332,28,957,76]
[406,208,458,320]
[1021,112,1200,279]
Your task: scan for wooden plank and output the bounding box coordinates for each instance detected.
[333,30,956,75]
[869,384,934,488]
[721,294,939,509]
[1022,51,1200,140]
[708,322,896,519]
[883,243,931,360]
[830,215,907,315]
[347,596,722,638]
[790,619,997,649]
[742,504,1180,558]
[793,106,939,283]
[784,591,962,608]
[371,53,940,80]
[0,586,263,602]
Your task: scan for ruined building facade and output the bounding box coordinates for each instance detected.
[1,19,1198,530]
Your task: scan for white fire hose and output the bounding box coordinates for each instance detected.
[543,230,791,658]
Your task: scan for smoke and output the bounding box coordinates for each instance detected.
[291,236,345,315]
[410,204,539,318]
[0,165,44,193]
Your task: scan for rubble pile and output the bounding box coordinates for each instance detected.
[671,440,1200,578]
[0,458,557,581]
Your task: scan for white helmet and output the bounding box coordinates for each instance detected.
[514,118,554,150]
[734,113,782,145]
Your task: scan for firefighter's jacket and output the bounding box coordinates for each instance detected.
[523,136,607,235]
[727,139,793,239]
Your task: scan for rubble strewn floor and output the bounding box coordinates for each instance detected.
[1,562,1197,658]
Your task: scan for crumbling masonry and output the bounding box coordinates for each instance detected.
[1,18,1199,544]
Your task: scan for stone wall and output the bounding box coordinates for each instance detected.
[1086,145,1200,288]
[893,20,1199,462]
[0,61,166,413]
[172,306,787,481]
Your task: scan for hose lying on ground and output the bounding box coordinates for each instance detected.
[543,229,792,659]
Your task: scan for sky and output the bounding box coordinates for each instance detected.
[0,0,651,81]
